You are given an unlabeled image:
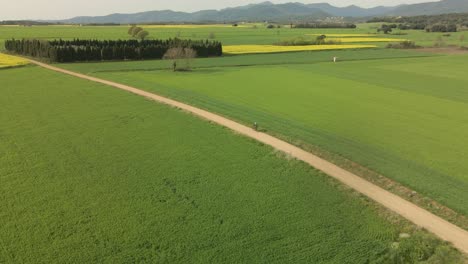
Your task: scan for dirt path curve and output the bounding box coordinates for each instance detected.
[29,59,468,254]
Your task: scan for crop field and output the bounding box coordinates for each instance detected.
[0,65,434,263]
[61,52,468,217]
[223,44,377,54]
[306,33,377,37]
[2,21,468,262]
[60,49,432,73]
[360,23,467,47]
[0,53,29,68]
[1,23,466,49]
[305,34,408,43]
[327,37,407,43]
[144,24,254,28]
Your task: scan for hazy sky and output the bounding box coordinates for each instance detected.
[2,0,438,20]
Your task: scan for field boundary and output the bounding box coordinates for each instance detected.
[28,59,468,254]
[69,52,438,75]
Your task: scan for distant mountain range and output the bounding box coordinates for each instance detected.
[53,0,468,24]
[385,0,468,16]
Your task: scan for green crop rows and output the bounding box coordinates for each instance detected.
[0,66,403,263]
[1,22,467,262]
[62,53,468,217]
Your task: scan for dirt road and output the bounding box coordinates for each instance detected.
[29,59,468,254]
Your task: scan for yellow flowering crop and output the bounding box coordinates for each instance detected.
[0,53,29,68]
[223,44,377,55]
[306,34,376,37]
[144,24,250,29]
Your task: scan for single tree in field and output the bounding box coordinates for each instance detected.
[127,26,150,41]
[137,30,149,41]
[163,47,197,71]
[128,25,136,36]
[131,27,144,37]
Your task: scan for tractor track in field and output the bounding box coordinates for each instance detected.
[28,59,468,254]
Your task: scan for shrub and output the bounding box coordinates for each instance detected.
[426,24,458,32]
[316,35,326,45]
[398,23,426,30]
[274,36,341,46]
[275,37,312,46]
[386,41,420,49]
[447,24,458,32]
[294,23,356,29]
[378,24,394,34]
[375,231,463,264]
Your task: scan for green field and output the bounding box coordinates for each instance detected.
[2,22,468,262]
[60,48,433,73]
[0,24,385,47]
[359,23,467,47]
[1,65,431,262]
[59,51,468,217]
[1,23,466,51]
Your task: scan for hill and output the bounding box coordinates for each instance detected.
[20,0,468,24]
[387,0,468,16]
[306,3,397,17]
[61,2,330,24]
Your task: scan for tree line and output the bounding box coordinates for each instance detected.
[378,23,458,33]
[368,13,468,32]
[0,20,56,25]
[294,23,356,29]
[4,38,223,63]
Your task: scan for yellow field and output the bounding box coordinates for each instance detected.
[329,37,407,43]
[143,24,251,29]
[307,34,377,37]
[223,44,377,54]
[0,53,29,68]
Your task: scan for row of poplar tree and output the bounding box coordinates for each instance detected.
[4,38,223,62]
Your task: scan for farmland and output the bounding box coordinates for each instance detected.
[1,20,468,262]
[60,51,468,218]
[326,37,407,43]
[1,23,466,49]
[223,44,376,54]
[0,53,29,68]
[1,65,450,263]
